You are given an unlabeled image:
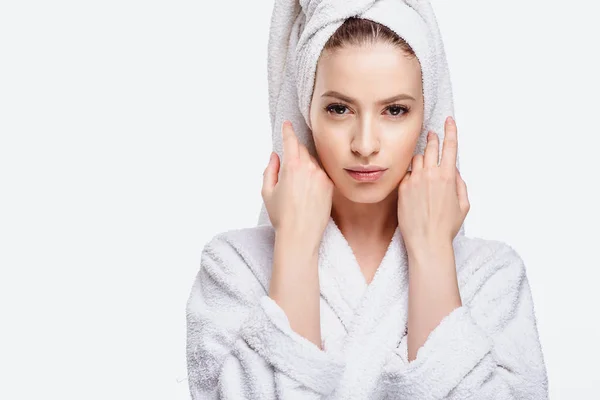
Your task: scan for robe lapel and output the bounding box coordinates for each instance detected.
[317,216,368,331]
[318,216,413,398]
[317,216,410,334]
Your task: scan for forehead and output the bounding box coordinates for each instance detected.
[315,43,423,100]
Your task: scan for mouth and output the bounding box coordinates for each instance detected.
[345,168,387,182]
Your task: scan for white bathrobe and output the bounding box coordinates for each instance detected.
[186,216,549,399]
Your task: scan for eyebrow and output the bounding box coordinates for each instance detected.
[321,90,416,104]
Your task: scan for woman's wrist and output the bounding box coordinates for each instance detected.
[275,226,322,257]
[269,231,322,347]
[405,236,454,268]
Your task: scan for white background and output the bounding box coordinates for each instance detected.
[1,0,598,398]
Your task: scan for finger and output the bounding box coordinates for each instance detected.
[262,151,280,197]
[411,154,424,172]
[441,116,458,171]
[423,130,439,168]
[456,168,469,210]
[401,171,412,181]
[297,139,311,166]
[400,170,411,186]
[282,120,299,164]
[309,153,333,182]
[308,152,322,170]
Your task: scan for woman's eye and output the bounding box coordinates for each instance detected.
[324,103,410,117]
[387,105,409,117]
[325,104,349,115]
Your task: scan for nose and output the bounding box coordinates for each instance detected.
[350,119,380,157]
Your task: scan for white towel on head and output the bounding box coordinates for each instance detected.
[258,0,464,237]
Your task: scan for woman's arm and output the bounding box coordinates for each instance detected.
[381,243,549,399]
[269,228,322,349]
[406,238,462,362]
[186,234,344,399]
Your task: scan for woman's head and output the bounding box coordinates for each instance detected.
[309,17,424,204]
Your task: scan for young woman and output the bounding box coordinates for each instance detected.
[186,2,549,399]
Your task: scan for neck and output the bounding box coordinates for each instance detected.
[330,187,398,241]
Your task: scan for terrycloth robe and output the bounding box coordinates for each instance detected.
[187,0,549,397]
[186,216,549,399]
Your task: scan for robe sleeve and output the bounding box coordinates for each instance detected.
[186,235,345,399]
[381,243,549,400]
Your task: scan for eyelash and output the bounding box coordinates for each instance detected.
[324,103,410,118]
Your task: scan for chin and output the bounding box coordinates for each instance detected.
[335,182,396,204]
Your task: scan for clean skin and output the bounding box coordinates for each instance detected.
[262,41,468,362]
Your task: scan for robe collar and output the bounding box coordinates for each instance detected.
[317,216,410,334]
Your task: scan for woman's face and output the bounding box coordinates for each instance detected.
[309,41,424,204]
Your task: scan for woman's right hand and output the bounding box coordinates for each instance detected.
[262,120,334,249]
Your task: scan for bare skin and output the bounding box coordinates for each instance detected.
[261,42,470,360]
[262,121,333,348]
[399,117,468,361]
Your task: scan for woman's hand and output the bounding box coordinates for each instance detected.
[262,120,334,250]
[262,120,333,348]
[397,116,469,251]
[399,116,466,361]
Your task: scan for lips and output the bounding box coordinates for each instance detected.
[346,166,387,172]
[345,169,387,182]
[347,169,385,172]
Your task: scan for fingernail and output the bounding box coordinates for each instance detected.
[448,116,455,125]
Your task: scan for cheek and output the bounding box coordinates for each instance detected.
[385,134,420,170]
[313,130,344,168]
[395,135,418,156]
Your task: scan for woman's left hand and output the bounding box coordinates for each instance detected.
[397,116,469,251]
